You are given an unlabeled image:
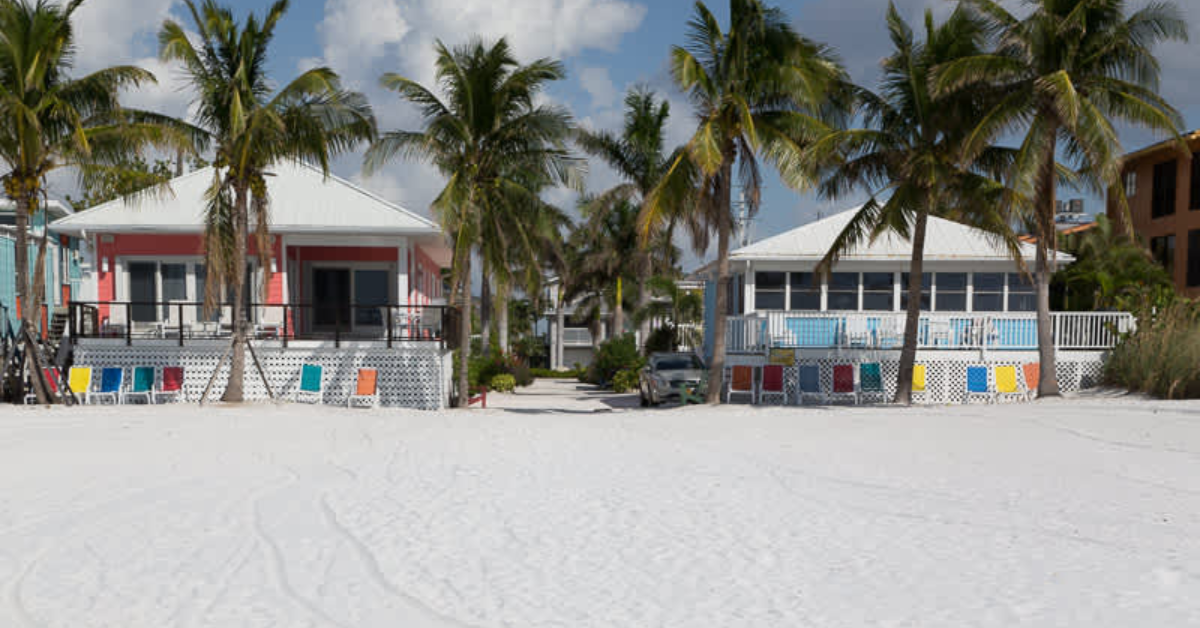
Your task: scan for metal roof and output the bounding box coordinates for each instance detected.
[731,207,1069,263]
[50,160,440,237]
[0,199,73,220]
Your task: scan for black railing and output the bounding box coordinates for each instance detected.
[68,301,455,348]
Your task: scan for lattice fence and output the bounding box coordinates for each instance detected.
[725,349,1107,405]
[72,342,450,410]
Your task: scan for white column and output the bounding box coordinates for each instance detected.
[743,262,755,314]
[280,235,289,305]
[966,272,974,313]
[820,274,828,311]
[396,238,409,306]
[893,271,901,312]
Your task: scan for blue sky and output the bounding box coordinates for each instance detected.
[62,0,1200,270]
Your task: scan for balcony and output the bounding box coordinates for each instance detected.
[68,301,457,348]
[724,311,1134,354]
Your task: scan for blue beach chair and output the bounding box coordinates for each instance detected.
[965,365,992,404]
[90,367,124,405]
[797,364,823,404]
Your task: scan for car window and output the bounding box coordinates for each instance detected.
[656,357,701,370]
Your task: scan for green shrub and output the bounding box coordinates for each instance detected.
[591,334,647,386]
[511,363,534,387]
[489,373,517,393]
[1105,301,1200,398]
[611,369,640,393]
[643,324,678,354]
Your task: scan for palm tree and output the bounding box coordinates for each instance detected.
[566,196,642,343]
[810,3,1017,404]
[634,275,704,351]
[365,38,582,407]
[576,87,682,344]
[0,0,200,403]
[160,0,375,402]
[934,0,1188,397]
[643,0,845,403]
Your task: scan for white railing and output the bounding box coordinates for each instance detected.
[723,311,1135,354]
[562,327,594,347]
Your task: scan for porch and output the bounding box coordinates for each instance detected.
[723,311,1134,354]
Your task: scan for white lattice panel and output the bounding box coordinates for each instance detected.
[72,342,451,410]
[725,349,1108,405]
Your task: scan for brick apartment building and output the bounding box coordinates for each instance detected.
[1107,131,1200,297]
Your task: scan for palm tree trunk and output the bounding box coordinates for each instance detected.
[480,260,492,354]
[13,191,49,405]
[895,211,928,405]
[497,281,510,355]
[555,298,565,370]
[222,185,249,403]
[32,222,50,324]
[1035,129,1061,397]
[613,276,624,340]
[13,193,31,327]
[705,160,734,404]
[636,250,652,349]
[457,253,472,408]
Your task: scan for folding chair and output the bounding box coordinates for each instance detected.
[67,366,93,405]
[24,367,61,405]
[295,364,324,404]
[122,366,156,404]
[797,364,823,404]
[1022,363,1040,401]
[724,365,756,403]
[910,364,929,403]
[90,367,124,405]
[858,362,886,403]
[829,364,857,403]
[758,364,788,405]
[994,366,1024,403]
[965,365,992,404]
[347,368,380,408]
[155,367,185,403]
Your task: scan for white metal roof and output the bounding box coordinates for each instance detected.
[50,160,440,237]
[731,207,1069,263]
[0,199,73,219]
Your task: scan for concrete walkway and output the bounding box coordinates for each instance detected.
[483,378,641,414]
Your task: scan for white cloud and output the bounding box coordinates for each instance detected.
[316,0,409,80]
[71,0,176,71]
[578,66,618,110]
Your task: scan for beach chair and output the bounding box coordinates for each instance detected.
[347,368,380,408]
[829,364,857,403]
[724,365,756,403]
[797,364,823,404]
[295,364,324,404]
[758,365,788,405]
[67,366,93,405]
[859,362,886,403]
[1022,363,1040,401]
[994,365,1024,403]
[155,367,185,403]
[24,367,61,405]
[911,364,928,403]
[121,366,156,404]
[90,367,124,405]
[844,317,872,347]
[965,365,992,404]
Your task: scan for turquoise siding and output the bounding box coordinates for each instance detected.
[0,230,79,331]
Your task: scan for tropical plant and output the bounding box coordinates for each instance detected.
[634,275,703,352]
[576,87,684,341]
[1105,300,1200,399]
[159,0,375,402]
[0,0,201,403]
[809,3,1017,404]
[564,196,641,340]
[642,0,846,402]
[1054,215,1175,312]
[488,373,516,393]
[365,37,582,407]
[934,0,1188,396]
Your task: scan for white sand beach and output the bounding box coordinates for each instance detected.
[1,381,1198,627]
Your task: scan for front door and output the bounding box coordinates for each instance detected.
[129,262,157,323]
[313,268,351,328]
[353,269,389,329]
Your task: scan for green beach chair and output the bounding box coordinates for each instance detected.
[121,366,156,404]
[859,362,885,403]
[295,364,324,404]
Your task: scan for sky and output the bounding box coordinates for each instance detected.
[58,0,1200,271]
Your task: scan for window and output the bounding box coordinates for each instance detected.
[827,273,859,310]
[1192,154,1200,210]
[1150,234,1176,277]
[161,263,188,320]
[1188,231,1200,287]
[1152,159,1177,218]
[788,272,820,310]
[1007,273,1036,312]
[973,273,1004,312]
[862,272,894,311]
[754,271,786,310]
[1124,170,1137,197]
[900,272,931,311]
[936,273,967,311]
[128,262,157,322]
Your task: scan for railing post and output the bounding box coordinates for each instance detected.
[68,303,76,341]
[178,303,185,347]
[387,306,393,348]
[125,303,132,346]
[335,305,341,348]
[283,305,289,348]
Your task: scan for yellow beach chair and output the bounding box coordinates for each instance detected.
[68,366,93,405]
[994,365,1023,403]
[911,364,928,403]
